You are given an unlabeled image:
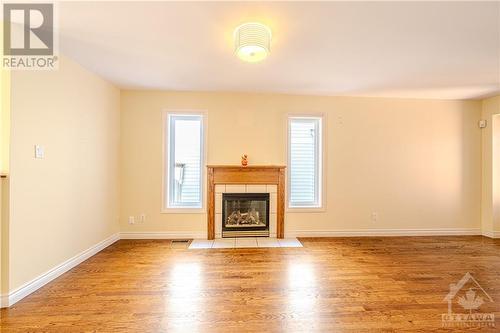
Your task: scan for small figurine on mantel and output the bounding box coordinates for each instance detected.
[241,154,248,167]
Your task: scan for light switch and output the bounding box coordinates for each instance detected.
[34,145,44,159]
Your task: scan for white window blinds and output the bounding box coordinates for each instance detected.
[166,114,204,209]
[288,117,322,208]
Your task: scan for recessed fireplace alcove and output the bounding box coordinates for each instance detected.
[207,165,286,239]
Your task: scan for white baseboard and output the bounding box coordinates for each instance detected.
[482,230,500,239]
[123,229,484,239]
[285,228,482,238]
[120,231,207,239]
[1,232,120,308]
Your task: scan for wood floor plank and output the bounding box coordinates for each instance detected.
[1,236,499,332]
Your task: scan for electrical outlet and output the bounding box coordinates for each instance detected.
[128,216,135,224]
[34,145,44,159]
[371,212,378,223]
[140,214,146,223]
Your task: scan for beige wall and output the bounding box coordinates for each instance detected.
[494,115,500,233]
[1,177,9,297]
[1,70,10,175]
[8,56,120,291]
[1,62,11,297]
[481,96,500,235]
[121,91,482,236]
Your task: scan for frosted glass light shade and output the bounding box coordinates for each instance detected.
[234,23,271,63]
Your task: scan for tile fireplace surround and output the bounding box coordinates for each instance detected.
[207,165,286,239]
[215,184,277,238]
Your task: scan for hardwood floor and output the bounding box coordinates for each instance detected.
[1,236,499,332]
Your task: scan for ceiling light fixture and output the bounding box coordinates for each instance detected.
[234,22,272,63]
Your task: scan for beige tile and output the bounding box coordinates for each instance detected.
[246,185,267,193]
[266,185,277,193]
[213,238,235,248]
[278,238,303,248]
[269,213,277,235]
[215,185,226,193]
[225,184,246,193]
[188,240,214,249]
[235,237,258,248]
[215,193,222,214]
[257,238,280,248]
[270,193,277,213]
[215,213,222,236]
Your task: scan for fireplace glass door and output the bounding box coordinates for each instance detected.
[222,193,270,237]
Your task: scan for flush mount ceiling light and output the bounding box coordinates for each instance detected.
[234,22,272,63]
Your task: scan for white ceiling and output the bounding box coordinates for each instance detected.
[59,1,500,100]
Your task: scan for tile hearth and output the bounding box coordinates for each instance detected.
[188,238,302,249]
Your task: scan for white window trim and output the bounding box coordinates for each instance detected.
[286,113,326,212]
[161,109,208,214]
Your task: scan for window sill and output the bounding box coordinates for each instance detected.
[161,207,206,214]
[286,206,325,213]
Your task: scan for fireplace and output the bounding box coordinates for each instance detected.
[222,193,270,238]
[207,165,286,239]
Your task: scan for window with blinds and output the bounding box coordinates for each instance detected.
[165,113,204,209]
[288,116,322,208]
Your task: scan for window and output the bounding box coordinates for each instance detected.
[288,116,323,208]
[165,113,205,209]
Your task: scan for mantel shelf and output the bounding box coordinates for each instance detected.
[207,165,286,169]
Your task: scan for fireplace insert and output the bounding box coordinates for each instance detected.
[222,193,270,238]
